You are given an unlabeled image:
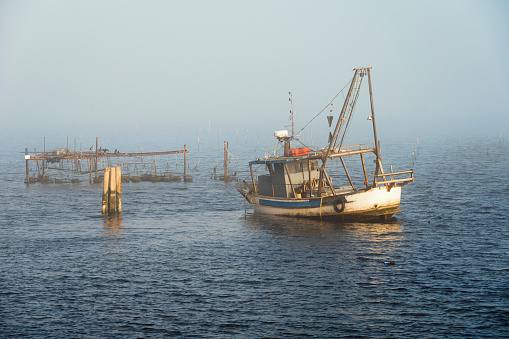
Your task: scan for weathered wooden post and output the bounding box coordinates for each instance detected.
[183,145,192,182]
[183,144,187,179]
[116,166,122,213]
[95,137,98,181]
[102,167,122,215]
[102,168,110,214]
[108,167,116,213]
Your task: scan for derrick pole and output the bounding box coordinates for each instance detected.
[367,68,383,182]
[318,69,359,196]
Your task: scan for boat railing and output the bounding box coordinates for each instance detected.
[327,143,375,157]
[375,169,414,186]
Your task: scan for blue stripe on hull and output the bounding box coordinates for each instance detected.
[258,198,323,208]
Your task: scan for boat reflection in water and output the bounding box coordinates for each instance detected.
[243,212,403,238]
[242,212,406,283]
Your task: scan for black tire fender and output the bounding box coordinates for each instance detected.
[333,198,345,213]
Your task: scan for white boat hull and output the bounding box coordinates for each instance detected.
[238,183,403,221]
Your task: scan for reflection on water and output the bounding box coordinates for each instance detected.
[242,212,405,271]
[244,212,343,236]
[103,214,124,237]
[1,131,507,338]
[244,212,403,238]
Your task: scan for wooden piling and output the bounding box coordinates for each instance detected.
[115,166,122,213]
[34,148,40,178]
[102,167,122,215]
[95,137,98,180]
[108,167,116,213]
[102,168,110,214]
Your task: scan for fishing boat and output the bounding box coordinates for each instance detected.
[235,67,414,221]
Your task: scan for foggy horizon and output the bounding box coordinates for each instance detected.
[1,0,508,138]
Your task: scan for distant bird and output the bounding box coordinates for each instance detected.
[89,146,94,151]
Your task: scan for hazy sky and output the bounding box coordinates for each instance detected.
[1,0,508,136]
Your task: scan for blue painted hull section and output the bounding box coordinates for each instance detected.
[258,198,323,208]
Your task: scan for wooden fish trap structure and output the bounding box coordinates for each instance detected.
[212,141,238,182]
[22,138,190,185]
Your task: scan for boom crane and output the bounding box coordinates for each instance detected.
[318,67,380,195]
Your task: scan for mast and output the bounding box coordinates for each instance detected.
[285,92,295,139]
[283,92,294,152]
[289,92,294,138]
[367,68,381,177]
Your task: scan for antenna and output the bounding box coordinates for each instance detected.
[328,103,334,143]
[287,92,294,138]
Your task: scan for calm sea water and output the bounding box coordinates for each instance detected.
[0,126,508,338]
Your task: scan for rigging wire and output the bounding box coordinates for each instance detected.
[238,76,355,182]
[294,77,353,137]
[333,76,363,150]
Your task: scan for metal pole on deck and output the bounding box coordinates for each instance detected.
[367,68,381,176]
[250,164,257,194]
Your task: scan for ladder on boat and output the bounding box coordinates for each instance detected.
[333,69,367,150]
